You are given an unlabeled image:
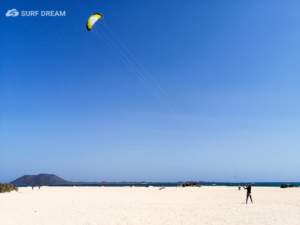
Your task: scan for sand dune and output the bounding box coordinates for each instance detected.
[0,186,299,224]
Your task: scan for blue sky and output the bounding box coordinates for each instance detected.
[1,0,300,183]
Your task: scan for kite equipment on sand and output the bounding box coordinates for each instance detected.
[86,13,103,31]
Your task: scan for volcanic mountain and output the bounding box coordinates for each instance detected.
[10,174,73,185]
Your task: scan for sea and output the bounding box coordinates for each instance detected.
[16,182,300,187]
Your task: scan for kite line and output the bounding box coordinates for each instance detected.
[87,13,243,183]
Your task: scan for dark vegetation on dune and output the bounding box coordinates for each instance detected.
[281,184,298,188]
[178,182,202,187]
[0,183,18,193]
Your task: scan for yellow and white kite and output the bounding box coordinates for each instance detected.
[86,13,103,31]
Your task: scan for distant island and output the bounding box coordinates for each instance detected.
[10,174,73,186]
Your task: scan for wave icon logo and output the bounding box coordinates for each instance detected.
[6,9,19,17]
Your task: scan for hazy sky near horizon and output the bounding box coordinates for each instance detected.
[1,0,300,183]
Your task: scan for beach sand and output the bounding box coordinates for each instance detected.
[0,186,299,225]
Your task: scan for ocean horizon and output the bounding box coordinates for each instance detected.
[15,182,300,188]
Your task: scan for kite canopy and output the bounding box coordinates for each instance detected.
[86,13,103,31]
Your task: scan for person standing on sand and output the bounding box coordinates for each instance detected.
[243,184,253,204]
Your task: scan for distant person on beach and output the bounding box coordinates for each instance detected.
[32,186,34,190]
[243,184,253,204]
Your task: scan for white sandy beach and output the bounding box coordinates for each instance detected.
[0,186,299,225]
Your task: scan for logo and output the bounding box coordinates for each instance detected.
[6,9,66,17]
[6,9,19,17]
